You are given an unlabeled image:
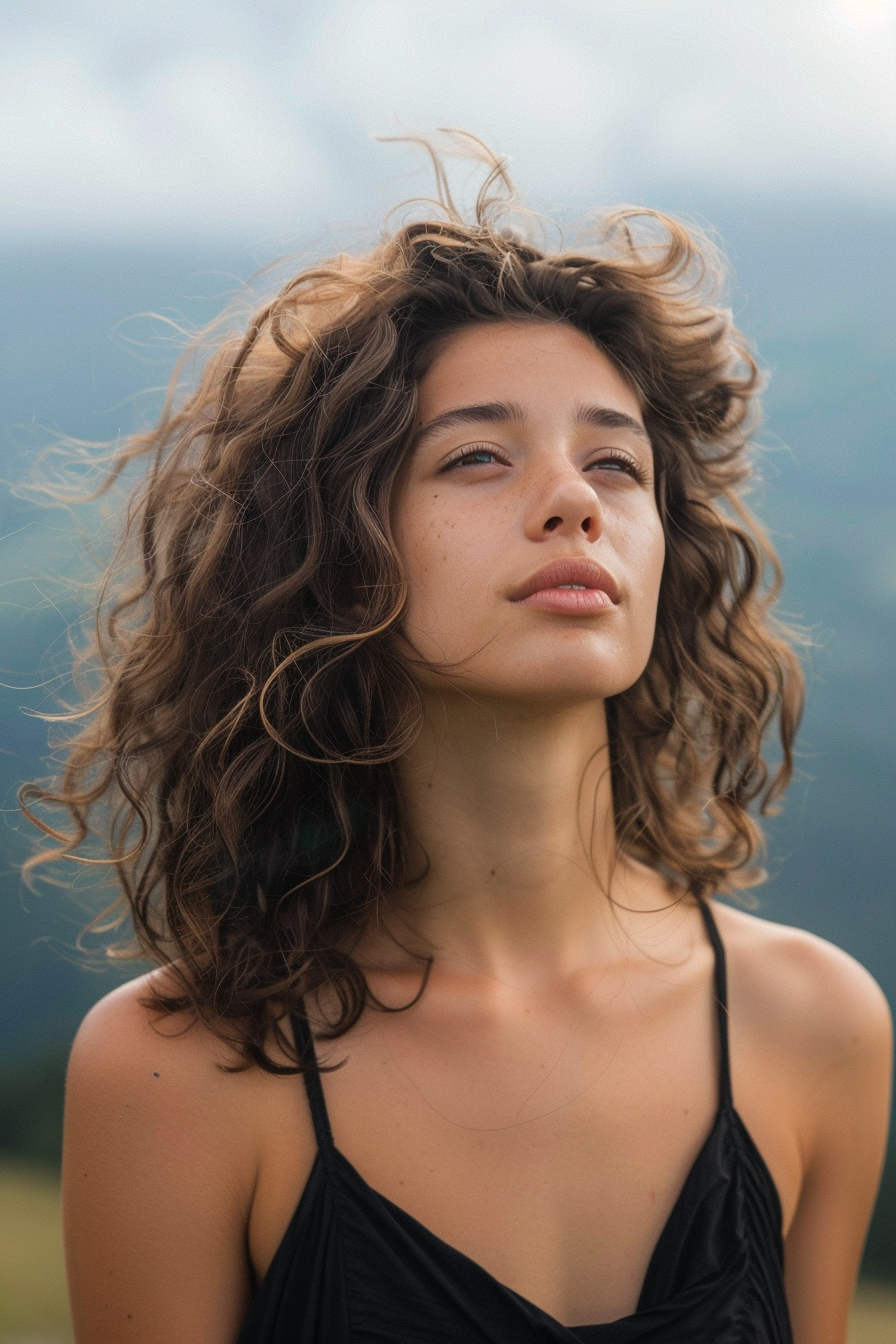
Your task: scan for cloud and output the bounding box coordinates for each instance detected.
[1,0,893,239]
[0,34,333,235]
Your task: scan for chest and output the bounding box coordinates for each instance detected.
[251,984,730,1326]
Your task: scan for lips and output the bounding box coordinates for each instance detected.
[509,558,621,610]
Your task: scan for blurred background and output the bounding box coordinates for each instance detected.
[1,1,894,1339]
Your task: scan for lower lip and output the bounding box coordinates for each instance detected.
[515,587,616,614]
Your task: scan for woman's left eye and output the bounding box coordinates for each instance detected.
[587,453,646,482]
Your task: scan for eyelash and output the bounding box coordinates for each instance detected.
[588,452,649,484]
[439,444,507,471]
[439,444,648,483]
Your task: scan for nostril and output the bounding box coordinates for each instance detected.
[581,516,593,533]
[544,516,562,532]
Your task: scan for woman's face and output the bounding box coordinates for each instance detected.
[391,320,665,706]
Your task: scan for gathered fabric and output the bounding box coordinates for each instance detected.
[237,902,793,1343]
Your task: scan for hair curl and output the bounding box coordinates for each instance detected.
[21,144,803,1072]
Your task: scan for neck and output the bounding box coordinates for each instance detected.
[385,689,640,981]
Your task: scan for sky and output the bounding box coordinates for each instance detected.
[1,0,895,242]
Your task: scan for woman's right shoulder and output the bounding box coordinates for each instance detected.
[68,965,316,1163]
[71,966,242,1086]
[66,967,268,1248]
[65,969,318,1342]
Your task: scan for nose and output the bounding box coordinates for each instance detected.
[524,465,603,544]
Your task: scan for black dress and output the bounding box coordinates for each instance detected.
[237,901,793,1342]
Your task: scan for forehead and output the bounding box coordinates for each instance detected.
[416,320,644,425]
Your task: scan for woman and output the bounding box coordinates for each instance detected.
[24,150,891,1343]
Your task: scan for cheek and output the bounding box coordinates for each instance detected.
[399,494,448,589]
[617,506,665,606]
[393,504,487,668]
[394,492,475,616]
[397,490,499,593]
[618,522,666,681]
[646,522,666,603]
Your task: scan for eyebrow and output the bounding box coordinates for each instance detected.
[413,401,526,446]
[413,399,649,446]
[574,403,650,441]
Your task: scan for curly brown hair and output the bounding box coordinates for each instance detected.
[21,147,803,1072]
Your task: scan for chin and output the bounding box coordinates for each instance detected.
[499,677,633,709]
[409,629,651,708]
[442,658,643,709]
[510,641,648,703]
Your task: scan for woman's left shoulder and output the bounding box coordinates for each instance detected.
[708,899,892,1067]
[708,900,890,1298]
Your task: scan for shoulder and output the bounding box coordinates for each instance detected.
[64,970,317,1340]
[69,967,245,1117]
[67,963,319,1186]
[67,965,314,1147]
[66,968,263,1200]
[709,904,892,1336]
[64,972,259,1339]
[71,965,239,1076]
[709,899,892,1079]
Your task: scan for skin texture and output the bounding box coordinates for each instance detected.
[63,322,892,1343]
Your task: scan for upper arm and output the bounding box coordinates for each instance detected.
[779,938,892,1344]
[63,975,259,1344]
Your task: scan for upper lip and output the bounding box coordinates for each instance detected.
[509,558,620,604]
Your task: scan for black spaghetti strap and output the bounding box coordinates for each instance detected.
[291,1012,336,1163]
[239,913,793,1343]
[698,900,734,1112]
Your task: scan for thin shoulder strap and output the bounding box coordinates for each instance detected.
[698,900,734,1111]
[291,1011,336,1166]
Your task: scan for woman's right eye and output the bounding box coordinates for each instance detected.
[439,445,506,472]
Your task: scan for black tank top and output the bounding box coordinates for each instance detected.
[237,901,793,1342]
